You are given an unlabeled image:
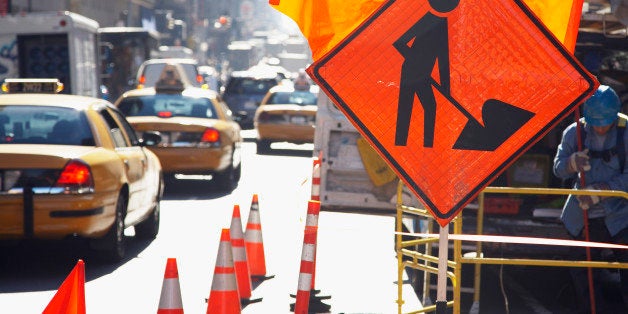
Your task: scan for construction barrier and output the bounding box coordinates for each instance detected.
[157,258,184,314]
[43,259,86,314]
[395,181,628,314]
[207,228,241,314]
[230,204,253,301]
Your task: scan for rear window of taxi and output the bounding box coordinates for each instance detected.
[118,94,218,119]
[266,91,318,106]
[0,105,93,145]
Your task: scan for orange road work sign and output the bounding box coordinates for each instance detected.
[307,0,598,226]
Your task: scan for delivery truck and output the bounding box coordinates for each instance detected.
[0,11,100,97]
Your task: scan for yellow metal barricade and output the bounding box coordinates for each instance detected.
[395,181,628,314]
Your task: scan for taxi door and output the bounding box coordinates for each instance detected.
[100,108,148,219]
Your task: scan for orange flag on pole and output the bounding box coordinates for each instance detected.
[270,0,584,58]
[43,260,86,314]
[269,0,385,60]
[523,0,584,52]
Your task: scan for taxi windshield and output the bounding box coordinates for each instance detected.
[0,106,93,145]
[266,91,318,106]
[118,94,218,118]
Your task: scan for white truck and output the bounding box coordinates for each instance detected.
[313,92,420,213]
[0,11,100,97]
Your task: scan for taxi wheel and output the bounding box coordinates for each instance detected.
[214,165,235,191]
[92,193,126,262]
[135,201,160,239]
[213,154,237,192]
[256,139,271,154]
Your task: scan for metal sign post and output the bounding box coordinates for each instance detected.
[436,224,449,314]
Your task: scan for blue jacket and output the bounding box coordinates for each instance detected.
[553,115,628,237]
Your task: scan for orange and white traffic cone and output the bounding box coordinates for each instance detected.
[43,259,86,314]
[244,194,271,281]
[206,228,241,314]
[293,226,318,314]
[311,153,322,201]
[290,200,331,313]
[157,258,184,314]
[230,204,253,301]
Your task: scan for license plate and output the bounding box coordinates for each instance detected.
[290,116,307,124]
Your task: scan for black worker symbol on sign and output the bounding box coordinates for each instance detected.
[393,0,535,151]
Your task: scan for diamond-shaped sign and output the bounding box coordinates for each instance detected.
[307,0,597,226]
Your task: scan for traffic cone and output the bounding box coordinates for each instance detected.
[157,258,184,314]
[42,259,86,314]
[293,226,318,314]
[311,153,322,201]
[230,204,253,301]
[206,228,241,314]
[244,194,271,281]
[290,200,331,313]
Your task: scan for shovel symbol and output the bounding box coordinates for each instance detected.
[433,82,535,151]
[394,0,534,151]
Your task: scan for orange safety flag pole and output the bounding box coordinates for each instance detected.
[43,259,86,314]
[270,0,584,59]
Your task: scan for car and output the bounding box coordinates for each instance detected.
[136,58,206,89]
[115,80,243,191]
[0,78,164,262]
[254,83,319,154]
[222,69,283,129]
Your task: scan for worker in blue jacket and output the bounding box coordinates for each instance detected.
[553,84,628,313]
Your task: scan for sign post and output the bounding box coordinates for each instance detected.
[436,225,449,314]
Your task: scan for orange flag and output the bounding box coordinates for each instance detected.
[270,0,584,59]
[43,260,86,314]
[523,0,584,52]
[269,0,385,60]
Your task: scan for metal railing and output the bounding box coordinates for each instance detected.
[395,181,628,314]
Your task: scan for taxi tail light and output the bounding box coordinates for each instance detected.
[54,160,94,194]
[201,128,221,144]
[138,75,146,89]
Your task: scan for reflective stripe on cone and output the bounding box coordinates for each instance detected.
[230,204,253,300]
[244,194,267,277]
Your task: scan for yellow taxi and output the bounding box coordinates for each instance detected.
[0,79,163,262]
[114,79,243,191]
[253,83,319,154]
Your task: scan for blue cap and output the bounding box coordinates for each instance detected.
[583,85,621,126]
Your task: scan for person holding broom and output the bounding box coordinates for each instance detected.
[553,84,628,313]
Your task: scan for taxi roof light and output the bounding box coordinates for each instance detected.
[2,78,64,94]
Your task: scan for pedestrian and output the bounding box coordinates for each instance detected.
[553,84,628,313]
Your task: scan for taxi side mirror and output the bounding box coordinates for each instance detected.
[140,131,162,146]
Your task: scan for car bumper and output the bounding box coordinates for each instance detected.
[257,124,315,143]
[0,192,116,239]
[151,147,230,173]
